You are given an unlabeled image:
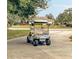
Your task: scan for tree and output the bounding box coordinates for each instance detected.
[56,8,72,27]
[45,13,55,25]
[8,0,48,26]
[46,13,54,19]
[8,0,47,18]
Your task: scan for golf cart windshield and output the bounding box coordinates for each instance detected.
[29,20,50,35]
[34,24,48,35]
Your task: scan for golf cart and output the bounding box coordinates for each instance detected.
[27,20,52,46]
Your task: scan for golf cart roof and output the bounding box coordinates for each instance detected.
[28,20,52,25]
[34,20,48,23]
[28,20,52,24]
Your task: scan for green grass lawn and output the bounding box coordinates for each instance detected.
[10,25,30,28]
[7,30,30,39]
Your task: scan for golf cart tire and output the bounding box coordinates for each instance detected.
[46,39,51,45]
[33,40,39,46]
[27,37,30,43]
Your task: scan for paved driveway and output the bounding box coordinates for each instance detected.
[8,29,72,59]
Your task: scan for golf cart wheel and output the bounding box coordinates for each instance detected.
[33,40,38,46]
[27,37,30,43]
[46,39,51,45]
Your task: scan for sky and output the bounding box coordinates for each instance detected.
[37,0,72,18]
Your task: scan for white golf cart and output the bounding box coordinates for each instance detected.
[27,20,52,46]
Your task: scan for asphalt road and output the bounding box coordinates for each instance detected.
[8,30,72,59]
